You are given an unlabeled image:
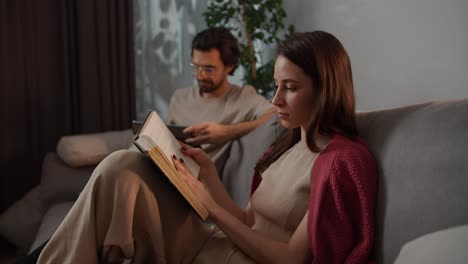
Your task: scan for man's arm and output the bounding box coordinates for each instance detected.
[184,107,275,145]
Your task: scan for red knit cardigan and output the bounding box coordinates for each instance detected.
[251,134,377,263]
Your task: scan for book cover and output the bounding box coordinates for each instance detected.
[133,111,208,220]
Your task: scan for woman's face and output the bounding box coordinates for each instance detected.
[272,55,316,130]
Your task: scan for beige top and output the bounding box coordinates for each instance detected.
[194,140,321,263]
[250,140,319,241]
[168,84,272,171]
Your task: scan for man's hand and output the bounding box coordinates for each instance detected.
[183,109,275,146]
[183,122,232,145]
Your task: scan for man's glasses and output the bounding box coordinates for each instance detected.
[190,63,216,77]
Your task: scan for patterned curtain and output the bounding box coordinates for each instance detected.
[133,0,207,121]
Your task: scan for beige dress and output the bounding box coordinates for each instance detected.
[38,140,318,264]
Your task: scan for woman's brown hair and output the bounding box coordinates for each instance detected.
[255,31,357,173]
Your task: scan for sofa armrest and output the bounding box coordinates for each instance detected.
[57,129,134,168]
[0,186,45,254]
[394,224,468,264]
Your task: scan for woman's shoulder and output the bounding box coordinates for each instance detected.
[313,134,377,180]
[321,134,374,163]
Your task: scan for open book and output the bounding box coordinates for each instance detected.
[133,111,208,220]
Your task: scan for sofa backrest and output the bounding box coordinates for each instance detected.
[356,99,468,264]
[222,99,468,263]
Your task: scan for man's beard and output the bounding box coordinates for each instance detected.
[197,78,223,94]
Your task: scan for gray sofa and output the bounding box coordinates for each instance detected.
[1,99,467,263]
[358,99,468,263]
[223,98,468,263]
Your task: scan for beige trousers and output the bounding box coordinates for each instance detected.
[37,149,214,264]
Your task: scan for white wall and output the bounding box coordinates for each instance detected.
[283,0,468,111]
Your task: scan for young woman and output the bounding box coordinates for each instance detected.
[36,31,377,263]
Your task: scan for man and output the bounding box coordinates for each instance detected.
[168,27,275,172]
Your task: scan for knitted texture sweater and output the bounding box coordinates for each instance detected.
[308,134,377,263]
[251,134,377,263]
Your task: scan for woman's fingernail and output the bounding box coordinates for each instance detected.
[181,147,187,152]
[179,158,185,163]
[172,154,176,160]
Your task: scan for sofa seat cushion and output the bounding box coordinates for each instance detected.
[40,153,95,204]
[394,224,468,264]
[28,202,74,254]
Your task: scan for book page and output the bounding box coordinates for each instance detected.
[134,136,153,152]
[139,111,200,177]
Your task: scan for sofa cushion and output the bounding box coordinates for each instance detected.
[40,153,95,204]
[28,202,75,254]
[394,224,468,264]
[356,99,468,264]
[222,116,285,207]
[0,186,45,254]
[56,129,134,167]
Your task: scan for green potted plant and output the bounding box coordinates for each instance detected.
[203,0,294,98]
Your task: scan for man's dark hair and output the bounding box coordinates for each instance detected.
[191,27,240,75]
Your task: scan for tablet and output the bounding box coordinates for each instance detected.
[167,125,189,141]
[168,125,201,148]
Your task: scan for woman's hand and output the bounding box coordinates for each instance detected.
[177,142,247,222]
[172,154,218,214]
[178,141,218,183]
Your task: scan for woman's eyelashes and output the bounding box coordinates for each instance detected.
[273,82,297,92]
[285,86,297,92]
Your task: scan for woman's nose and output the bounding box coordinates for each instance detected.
[272,88,283,106]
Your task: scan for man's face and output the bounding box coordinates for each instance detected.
[191,49,231,93]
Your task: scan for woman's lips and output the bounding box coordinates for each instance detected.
[278,112,288,119]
